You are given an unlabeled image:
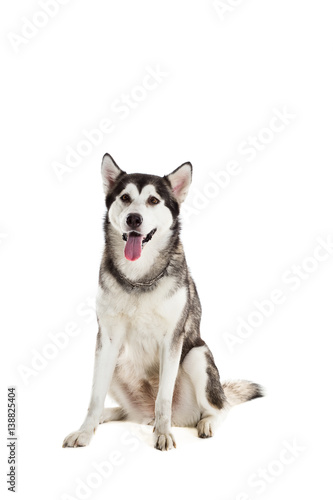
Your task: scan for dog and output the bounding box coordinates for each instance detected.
[62,153,263,451]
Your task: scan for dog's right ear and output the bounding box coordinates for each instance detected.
[101,153,125,194]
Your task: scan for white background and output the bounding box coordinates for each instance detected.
[1,1,333,499]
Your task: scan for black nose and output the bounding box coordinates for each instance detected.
[126,213,143,229]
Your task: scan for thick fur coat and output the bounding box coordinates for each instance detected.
[63,154,263,451]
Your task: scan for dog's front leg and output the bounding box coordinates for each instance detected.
[154,337,183,451]
[62,326,124,448]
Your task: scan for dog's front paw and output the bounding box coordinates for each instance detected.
[62,428,94,448]
[154,432,176,451]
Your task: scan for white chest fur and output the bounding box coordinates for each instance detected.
[96,278,187,378]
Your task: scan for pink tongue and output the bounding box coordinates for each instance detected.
[124,234,144,261]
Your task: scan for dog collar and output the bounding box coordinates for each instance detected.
[118,266,168,289]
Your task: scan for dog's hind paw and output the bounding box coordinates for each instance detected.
[62,428,94,448]
[154,432,176,451]
[197,417,214,438]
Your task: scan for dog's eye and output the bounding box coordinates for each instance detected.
[148,196,160,205]
[120,194,131,203]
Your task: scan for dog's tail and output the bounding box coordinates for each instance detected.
[222,380,264,407]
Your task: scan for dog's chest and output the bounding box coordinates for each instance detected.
[115,295,169,379]
[122,288,179,367]
[98,280,187,377]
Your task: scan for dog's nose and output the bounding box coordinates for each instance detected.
[126,213,143,229]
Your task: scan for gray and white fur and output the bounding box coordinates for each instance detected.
[63,153,263,451]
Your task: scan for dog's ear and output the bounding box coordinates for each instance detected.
[101,153,125,194]
[165,162,192,203]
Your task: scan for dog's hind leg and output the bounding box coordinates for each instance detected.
[99,407,127,424]
[181,345,229,438]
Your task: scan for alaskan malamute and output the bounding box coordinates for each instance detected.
[63,154,263,451]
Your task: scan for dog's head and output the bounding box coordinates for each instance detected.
[101,153,192,262]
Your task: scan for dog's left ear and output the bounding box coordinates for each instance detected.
[101,153,126,194]
[165,162,192,204]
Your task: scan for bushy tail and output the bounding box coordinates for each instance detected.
[222,380,264,407]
